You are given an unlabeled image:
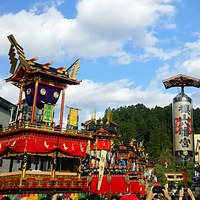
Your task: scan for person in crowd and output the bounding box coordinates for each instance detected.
[88,193,101,200]
[146,186,171,200]
[1,197,11,200]
[179,187,195,200]
[51,194,71,200]
[110,195,119,200]
[120,194,139,200]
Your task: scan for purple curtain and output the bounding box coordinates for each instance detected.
[25,84,61,109]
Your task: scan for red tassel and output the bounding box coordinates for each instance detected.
[183,168,187,181]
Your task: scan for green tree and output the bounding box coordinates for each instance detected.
[103,103,197,186]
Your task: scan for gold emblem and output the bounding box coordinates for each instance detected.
[26,88,31,95]
[40,88,46,95]
[53,92,59,98]
[183,150,188,156]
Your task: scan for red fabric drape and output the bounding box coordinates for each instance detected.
[89,175,110,194]
[90,174,128,194]
[58,141,87,157]
[89,174,145,195]
[129,181,141,194]
[1,134,25,153]
[26,138,56,153]
[140,184,146,196]
[96,140,111,150]
[0,133,87,157]
[8,139,26,152]
[8,135,56,153]
[110,175,128,193]
[90,141,95,150]
[0,142,7,155]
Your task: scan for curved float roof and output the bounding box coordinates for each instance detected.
[163,74,200,89]
[6,34,81,88]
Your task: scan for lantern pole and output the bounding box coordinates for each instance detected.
[163,74,200,191]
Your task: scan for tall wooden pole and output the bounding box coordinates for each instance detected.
[31,81,39,124]
[59,87,66,129]
[16,85,23,123]
[18,85,23,110]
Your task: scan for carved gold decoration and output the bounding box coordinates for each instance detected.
[64,59,80,80]
[57,66,66,74]
[70,59,80,80]
[40,88,46,95]
[42,62,53,70]
[7,34,30,74]
[53,91,59,98]
[26,88,31,95]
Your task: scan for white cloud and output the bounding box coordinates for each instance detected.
[149,33,200,91]
[149,64,174,89]
[145,46,180,60]
[2,75,200,129]
[65,79,174,115]
[178,58,200,76]
[0,0,176,64]
[30,0,64,14]
[184,39,200,56]
[155,64,173,80]
[77,0,174,34]
[0,77,174,128]
[0,79,19,104]
[60,78,176,126]
[1,0,200,131]
[171,36,200,78]
[114,51,136,65]
[191,91,200,108]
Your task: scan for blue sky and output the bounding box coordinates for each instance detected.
[1,0,200,127]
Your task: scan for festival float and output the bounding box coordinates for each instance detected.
[80,115,150,198]
[0,35,153,199]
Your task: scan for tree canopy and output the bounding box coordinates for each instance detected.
[103,103,197,185]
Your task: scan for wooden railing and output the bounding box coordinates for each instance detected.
[0,171,88,193]
[0,122,93,136]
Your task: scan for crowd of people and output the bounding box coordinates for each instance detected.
[0,187,197,200]
[145,186,196,200]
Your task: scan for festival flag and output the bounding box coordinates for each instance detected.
[42,104,54,123]
[97,150,107,190]
[67,108,79,129]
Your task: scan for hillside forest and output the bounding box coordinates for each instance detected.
[103,103,200,185]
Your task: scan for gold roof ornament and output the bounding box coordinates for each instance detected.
[57,66,66,74]
[69,59,80,80]
[7,34,30,74]
[27,57,39,65]
[91,109,96,120]
[6,34,81,87]
[42,62,53,70]
[106,109,113,123]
